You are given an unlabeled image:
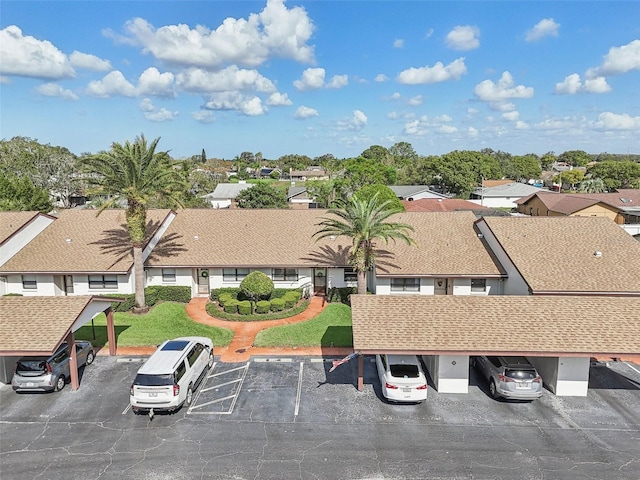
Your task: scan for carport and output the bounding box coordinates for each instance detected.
[0,295,121,389]
[350,294,640,396]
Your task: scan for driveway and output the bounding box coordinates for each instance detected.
[1,355,639,479]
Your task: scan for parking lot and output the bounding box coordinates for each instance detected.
[1,355,639,479]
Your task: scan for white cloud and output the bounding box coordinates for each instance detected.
[474,71,534,109]
[525,18,560,42]
[327,74,348,89]
[337,109,367,131]
[438,124,458,134]
[293,67,325,90]
[69,51,112,71]
[596,112,640,130]
[374,74,389,82]
[0,25,75,79]
[502,111,520,121]
[86,70,136,97]
[108,0,315,68]
[204,91,266,116]
[177,66,276,94]
[425,28,434,39]
[445,25,480,51]
[404,119,427,136]
[192,110,215,123]
[407,95,423,106]
[393,39,404,48]
[397,57,467,84]
[138,67,175,97]
[555,73,611,94]
[586,39,640,77]
[35,82,79,101]
[294,105,318,119]
[266,92,292,106]
[468,126,478,137]
[139,97,178,121]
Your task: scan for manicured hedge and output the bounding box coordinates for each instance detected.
[223,299,239,314]
[255,300,271,314]
[270,297,285,312]
[237,300,252,315]
[327,287,357,305]
[106,286,192,312]
[211,287,303,302]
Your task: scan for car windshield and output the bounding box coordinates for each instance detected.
[389,364,419,378]
[505,368,537,380]
[16,359,47,373]
[134,374,174,386]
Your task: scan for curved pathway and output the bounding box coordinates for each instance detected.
[115,296,353,362]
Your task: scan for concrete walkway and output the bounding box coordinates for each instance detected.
[114,295,353,362]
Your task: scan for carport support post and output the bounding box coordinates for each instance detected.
[66,331,79,391]
[106,307,117,356]
[357,354,364,391]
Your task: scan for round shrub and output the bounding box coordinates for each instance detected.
[270,297,285,312]
[283,294,297,309]
[237,300,252,315]
[255,300,271,314]
[223,300,239,314]
[240,271,274,302]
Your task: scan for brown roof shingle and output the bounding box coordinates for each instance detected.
[0,209,172,273]
[478,216,640,294]
[0,211,44,245]
[351,294,640,356]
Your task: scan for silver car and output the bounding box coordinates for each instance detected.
[12,340,95,392]
[471,356,543,400]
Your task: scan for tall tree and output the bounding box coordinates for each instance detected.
[236,183,288,209]
[82,135,185,312]
[313,193,415,294]
[0,175,52,212]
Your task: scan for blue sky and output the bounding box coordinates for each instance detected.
[1,0,639,160]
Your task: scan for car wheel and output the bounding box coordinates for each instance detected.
[185,384,194,407]
[85,351,95,365]
[489,379,499,399]
[54,375,65,392]
[207,353,214,369]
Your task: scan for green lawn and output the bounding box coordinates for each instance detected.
[75,301,354,349]
[253,303,353,347]
[75,302,235,348]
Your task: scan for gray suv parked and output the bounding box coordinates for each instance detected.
[471,355,543,400]
[12,341,95,392]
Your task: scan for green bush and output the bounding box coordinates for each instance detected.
[223,300,239,314]
[269,288,302,300]
[270,297,285,312]
[237,300,252,315]
[2,293,23,296]
[282,293,297,309]
[327,287,357,305]
[240,271,274,302]
[104,286,192,312]
[211,288,240,301]
[218,293,233,306]
[255,300,271,314]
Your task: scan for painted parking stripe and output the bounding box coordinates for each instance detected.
[189,361,249,415]
[294,361,303,417]
[625,362,640,375]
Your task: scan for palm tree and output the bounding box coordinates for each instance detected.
[578,177,607,193]
[83,135,185,312]
[313,193,415,294]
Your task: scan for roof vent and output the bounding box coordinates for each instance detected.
[66,238,72,243]
[620,197,631,203]
[594,251,602,258]
[194,235,199,240]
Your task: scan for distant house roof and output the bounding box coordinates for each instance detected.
[471,182,544,198]
[289,167,327,178]
[389,185,449,200]
[351,294,640,356]
[287,186,310,200]
[516,190,640,215]
[0,209,173,274]
[476,216,640,295]
[482,179,514,188]
[204,182,254,200]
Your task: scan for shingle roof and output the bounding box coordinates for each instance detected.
[0,295,94,354]
[0,209,172,274]
[0,211,43,245]
[206,183,254,199]
[472,182,543,198]
[402,199,492,213]
[478,216,640,293]
[147,209,502,276]
[351,294,640,356]
[517,190,640,214]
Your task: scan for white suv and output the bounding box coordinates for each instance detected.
[130,337,214,414]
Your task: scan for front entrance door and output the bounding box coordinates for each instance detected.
[434,278,448,295]
[313,268,326,295]
[197,269,210,296]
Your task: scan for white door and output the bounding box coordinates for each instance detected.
[434,278,448,295]
[197,269,210,295]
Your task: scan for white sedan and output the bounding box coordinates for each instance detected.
[375,354,428,403]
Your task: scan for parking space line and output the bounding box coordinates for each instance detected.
[189,395,237,411]
[208,364,248,377]
[294,361,303,417]
[188,361,249,415]
[625,362,640,375]
[201,378,242,392]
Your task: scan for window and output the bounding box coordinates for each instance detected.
[390,278,420,292]
[187,343,204,367]
[88,275,118,289]
[174,361,186,384]
[162,268,176,283]
[223,268,249,281]
[273,268,298,281]
[471,278,486,293]
[344,267,357,283]
[22,275,37,290]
